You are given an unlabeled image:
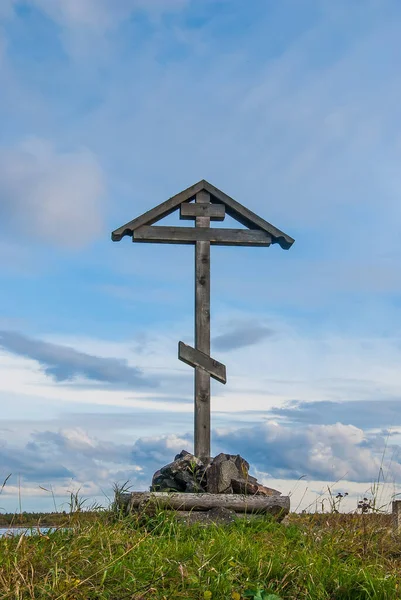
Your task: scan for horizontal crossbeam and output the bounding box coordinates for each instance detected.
[133,226,272,246]
[178,341,227,384]
[180,203,225,221]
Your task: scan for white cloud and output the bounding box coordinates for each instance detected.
[27,0,189,31]
[17,0,190,60]
[131,433,192,466]
[214,420,401,483]
[0,138,105,248]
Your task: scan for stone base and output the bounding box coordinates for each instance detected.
[150,450,282,497]
[116,450,290,526]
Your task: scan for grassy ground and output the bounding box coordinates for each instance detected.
[0,508,400,600]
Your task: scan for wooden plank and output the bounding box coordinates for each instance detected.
[123,491,290,517]
[111,180,205,241]
[393,501,401,533]
[180,202,225,221]
[202,180,295,250]
[112,178,294,248]
[194,190,211,462]
[178,341,226,384]
[133,226,272,246]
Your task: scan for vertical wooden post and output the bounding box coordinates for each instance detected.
[194,190,211,461]
[392,500,401,533]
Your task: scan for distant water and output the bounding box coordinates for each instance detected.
[0,527,68,537]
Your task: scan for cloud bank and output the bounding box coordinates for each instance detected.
[1,421,399,505]
[0,330,158,388]
[270,399,401,430]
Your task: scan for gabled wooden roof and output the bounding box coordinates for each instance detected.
[111,179,294,250]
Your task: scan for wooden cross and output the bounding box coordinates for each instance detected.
[112,180,294,461]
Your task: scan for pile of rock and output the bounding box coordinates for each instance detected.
[150,450,280,496]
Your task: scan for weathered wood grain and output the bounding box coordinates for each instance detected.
[180,202,225,221]
[123,491,290,516]
[132,226,272,246]
[178,341,226,384]
[393,501,401,533]
[204,180,295,249]
[111,180,204,241]
[195,190,211,462]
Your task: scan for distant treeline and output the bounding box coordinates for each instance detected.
[0,511,101,527]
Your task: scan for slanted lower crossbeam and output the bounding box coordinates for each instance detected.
[178,342,226,384]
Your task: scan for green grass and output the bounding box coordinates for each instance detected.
[0,508,401,599]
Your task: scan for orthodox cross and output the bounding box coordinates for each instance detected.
[112,180,294,461]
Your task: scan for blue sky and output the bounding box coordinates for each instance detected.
[1,0,401,513]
